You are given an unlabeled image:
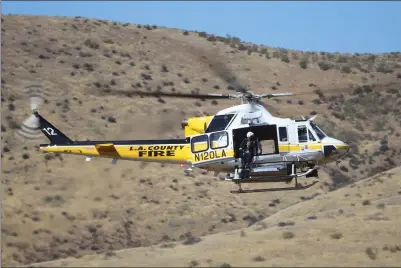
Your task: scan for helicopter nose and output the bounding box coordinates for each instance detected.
[333,141,351,162]
[322,137,350,158]
[338,141,350,154]
[336,141,350,161]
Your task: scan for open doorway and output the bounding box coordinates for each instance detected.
[232,125,279,157]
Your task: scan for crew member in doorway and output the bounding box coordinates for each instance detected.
[239,131,262,179]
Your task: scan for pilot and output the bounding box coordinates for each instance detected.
[239,131,262,179]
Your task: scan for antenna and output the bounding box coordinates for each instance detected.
[195,106,206,117]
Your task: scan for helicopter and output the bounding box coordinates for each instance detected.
[16,51,350,194]
[18,89,349,194]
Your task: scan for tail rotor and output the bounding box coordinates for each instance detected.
[14,85,48,142]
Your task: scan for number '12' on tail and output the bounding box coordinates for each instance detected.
[33,110,73,145]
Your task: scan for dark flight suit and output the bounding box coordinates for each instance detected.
[239,136,262,179]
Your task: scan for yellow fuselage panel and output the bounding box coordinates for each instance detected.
[192,141,210,152]
[40,144,191,163]
[184,127,203,137]
[184,116,214,137]
[278,143,323,152]
[278,143,346,152]
[40,140,343,166]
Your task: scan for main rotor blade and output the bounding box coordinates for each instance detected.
[188,46,249,94]
[260,92,293,99]
[94,89,232,100]
[206,60,248,94]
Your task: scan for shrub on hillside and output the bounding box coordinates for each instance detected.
[341,65,352,73]
[237,43,247,51]
[318,61,334,71]
[299,57,308,69]
[247,47,252,55]
[365,247,378,260]
[260,47,268,55]
[376,63,393,74]
[282,231,295,239]
[207,35,216,42]
[280,54,290,63]
[198,32,207,38]
[336,56,348,63]
[84,39,100,49]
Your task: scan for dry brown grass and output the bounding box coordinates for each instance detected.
[30,167,401,267]
[1,14,401,266]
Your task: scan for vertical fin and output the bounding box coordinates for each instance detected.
[33,110,73,144]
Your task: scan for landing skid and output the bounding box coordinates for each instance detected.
[228,164,319,194]
[230,180,319,194]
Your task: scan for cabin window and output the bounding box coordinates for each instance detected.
[210,131,229,149]
[278,127,288,142]
[298,125,308,143]
[191,134,209,153]
[205,114,235,133]
[308,129,316,141]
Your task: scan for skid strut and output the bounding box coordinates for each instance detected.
[290,163,299,188]
[235,181,244,193]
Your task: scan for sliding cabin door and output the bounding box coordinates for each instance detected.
[190,130,235,167]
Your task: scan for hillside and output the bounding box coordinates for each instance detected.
[1,14,401,266]
[30,167,401,267]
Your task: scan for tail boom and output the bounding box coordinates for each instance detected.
[35,111,192,163]
[40,140,192,163]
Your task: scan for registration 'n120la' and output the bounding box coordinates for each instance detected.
[195,150,227,162]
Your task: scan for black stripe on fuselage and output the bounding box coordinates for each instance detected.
[40,138,189,147]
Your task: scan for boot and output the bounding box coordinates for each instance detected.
[239,169,244,179]
[243,169,250,179]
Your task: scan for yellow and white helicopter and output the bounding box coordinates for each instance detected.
[17,88,349,193]
[16,54,349,193]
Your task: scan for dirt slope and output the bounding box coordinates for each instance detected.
[1,14,401,266]
[31,167,401,267]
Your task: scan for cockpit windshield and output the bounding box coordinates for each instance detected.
[205,114,235,133]
[310,121,327,140]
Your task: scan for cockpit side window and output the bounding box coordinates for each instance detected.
[310,122,326,140]
[205,114,235,133]
[298,125,308,143]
